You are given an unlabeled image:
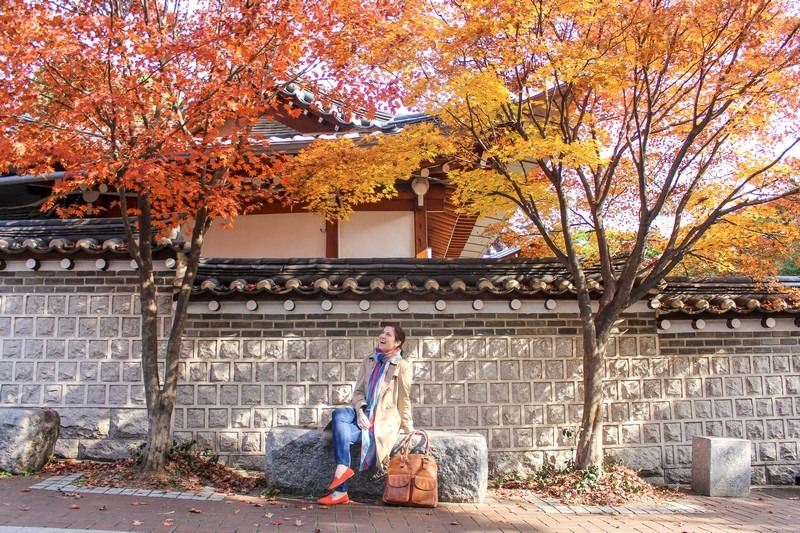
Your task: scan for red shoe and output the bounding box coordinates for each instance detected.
[327,467,354,490]
[317,492,351,505]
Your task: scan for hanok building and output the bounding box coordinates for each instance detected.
[1,86,798,486]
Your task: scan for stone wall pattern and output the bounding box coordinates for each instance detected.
[1,268,798,484]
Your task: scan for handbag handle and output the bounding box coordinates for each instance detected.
[400,429,430,456]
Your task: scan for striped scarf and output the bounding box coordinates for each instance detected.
[359,347,402,470]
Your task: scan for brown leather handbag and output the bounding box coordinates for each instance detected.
[382,430,438,508]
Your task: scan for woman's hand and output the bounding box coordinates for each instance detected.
[357,408,371,430]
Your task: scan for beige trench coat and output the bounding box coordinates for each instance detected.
[351,354,414,467]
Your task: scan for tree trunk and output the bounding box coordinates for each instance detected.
[137,269,186,472]
[132,193,176,473]
[136,211,207,472]
[574,322,607,470]
[138,274,173,471]
[141,396,174,471]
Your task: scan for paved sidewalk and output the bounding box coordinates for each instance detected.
[1,473,798,532]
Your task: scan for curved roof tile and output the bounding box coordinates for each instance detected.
[280,83,431,132]
[190,258,602,300]
[649,276,800,316]
[0,218,186,254]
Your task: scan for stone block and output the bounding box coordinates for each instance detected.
[54,438,79,459]
[766,465,798,485]
[666,467,691,484]
[110,408,148,438]
[59,408,111,438]
[265,427,487,503]
[691,436,750,497]
[0,408,60,474]
[79,439,141,461]
[488,450,544,477]
[606,446,663,478]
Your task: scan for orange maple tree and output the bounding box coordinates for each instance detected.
[291,0,800,469]
[0,0,410,471]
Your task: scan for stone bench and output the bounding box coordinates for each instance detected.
[0,408,61,474]
[265,427,488,503]
[691,436,751,497]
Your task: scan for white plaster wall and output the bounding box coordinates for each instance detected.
[339,211,414,258]
[200,213,326,258]
[195,211,415,258]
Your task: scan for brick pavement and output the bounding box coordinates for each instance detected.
[0,473,798,533]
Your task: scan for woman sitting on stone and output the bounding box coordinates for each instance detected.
[318,323,414,505]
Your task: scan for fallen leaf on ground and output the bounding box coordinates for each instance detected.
[295,519,303,526]
[133,520,143,526]
[70,504,80,509]
[40,454,265,497]
[98,506,106,511]
[18,506,30,511]
[189,508,202,513]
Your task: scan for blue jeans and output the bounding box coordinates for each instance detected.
[330,406,363,492]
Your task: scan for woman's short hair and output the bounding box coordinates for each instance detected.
[385,323,406,346]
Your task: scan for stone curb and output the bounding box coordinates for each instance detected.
[27,473,226,502]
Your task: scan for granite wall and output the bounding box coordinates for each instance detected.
[1,259,798,484]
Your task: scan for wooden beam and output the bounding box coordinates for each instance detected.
[414,202,428,258]
[325,219,339,258]
[245,182,448,216]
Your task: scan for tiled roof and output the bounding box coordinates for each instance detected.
[192,257,590,299]
[279,83,431,132]
[190,258,800,316]
[1,217,798,317]
[250,119,302,137]
[652,277,800,317]
[0,218,186,254]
